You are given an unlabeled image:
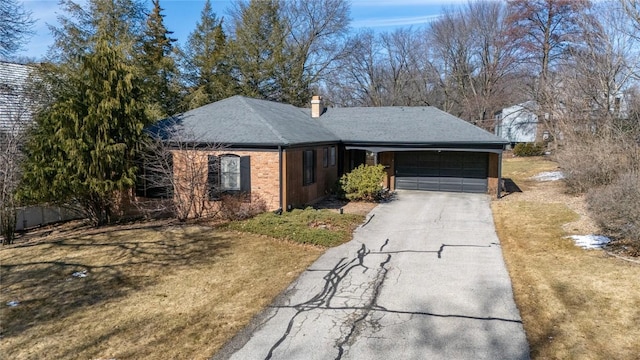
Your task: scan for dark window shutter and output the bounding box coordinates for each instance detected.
[240,156,251,193]
[208,155,219,200]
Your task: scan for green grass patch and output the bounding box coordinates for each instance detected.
[226,208,365,247]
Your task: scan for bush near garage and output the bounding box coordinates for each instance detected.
[339,164,386,201]
[513,142,546,157]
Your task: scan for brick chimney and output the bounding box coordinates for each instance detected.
[311,95,324,118]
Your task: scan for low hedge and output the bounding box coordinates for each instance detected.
[513,142,546,157]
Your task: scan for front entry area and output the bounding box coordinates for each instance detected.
[395,151,488,193]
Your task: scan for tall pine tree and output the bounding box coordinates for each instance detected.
[228,0,287,102]
[20,2,149,226]
[139,0,182,119]
[182,0,236,109]
[227,0,350,106]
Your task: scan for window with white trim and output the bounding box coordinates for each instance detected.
[208,154,251,200]
[220,155,241,191]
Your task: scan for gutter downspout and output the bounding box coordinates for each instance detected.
[497,151,503,199]
[278,146,283,210]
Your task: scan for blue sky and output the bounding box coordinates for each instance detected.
[17,0,467,61]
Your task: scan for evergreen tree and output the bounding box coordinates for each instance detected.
[48,0,145,64]
[229,0,287,102]
[139,0,182,119]
[227,0,350,106]
[20,5,149,226]
[183,0,236,109]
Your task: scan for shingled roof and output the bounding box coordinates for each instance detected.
[161,95,339,146]
[315,106,507,146]
[0,61,35,135]
[159,95,507,148]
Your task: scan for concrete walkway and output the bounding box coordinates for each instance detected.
[213,191,530,360]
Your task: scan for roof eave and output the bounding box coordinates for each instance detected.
[341,140,508,149]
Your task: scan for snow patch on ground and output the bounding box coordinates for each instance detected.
[532,171,565,181]
[72,270,88,278]
[566,235,611,249]
[6,300,19,307]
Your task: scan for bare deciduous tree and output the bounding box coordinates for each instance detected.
[0,0,34,59]
[0,102,30,245]
[556,1,639,136]
[426,2,525,128]
[506,0,595,141]
[324,30,383,107]
[137,124,226,222]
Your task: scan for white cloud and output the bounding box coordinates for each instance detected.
[351,0,468,7]
[352,14,441,28]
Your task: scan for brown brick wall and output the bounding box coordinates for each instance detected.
[171,149,281,215]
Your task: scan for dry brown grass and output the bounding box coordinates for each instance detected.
[0,223,323,359]
[493,156,640,360]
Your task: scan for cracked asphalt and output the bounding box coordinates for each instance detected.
[212,191,530,360]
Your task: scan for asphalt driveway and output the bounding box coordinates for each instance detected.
[213,191,530,360]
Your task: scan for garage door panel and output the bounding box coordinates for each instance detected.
[440,169,464,178]
[417,177,440,191]
[396,168,418,177]
[463,169,487,179]
[396,177,419,190]
[462,178,488,193]
[439,177,464,192]
[417,168,440,176]
[395,151,488,193]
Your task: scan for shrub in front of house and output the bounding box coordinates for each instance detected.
[218,193,267,221]
[339,164,386,201]
[513,142,546,157]
[587,171,640,245]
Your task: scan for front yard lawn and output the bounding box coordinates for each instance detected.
[0,208,364,359]
[226,207,365,247]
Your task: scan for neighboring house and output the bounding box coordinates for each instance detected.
[495,93,631,145]
[0,61,35,137]
[608,92,629,119]
[145,95,508,212]
[494,101,540,145]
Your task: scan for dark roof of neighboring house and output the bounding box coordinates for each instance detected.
[161,95,340,146]
[157,95,508,147]
[315,106,507,146]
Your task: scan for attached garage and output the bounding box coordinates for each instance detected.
[395,151,488,193]
[317,104,509,197]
